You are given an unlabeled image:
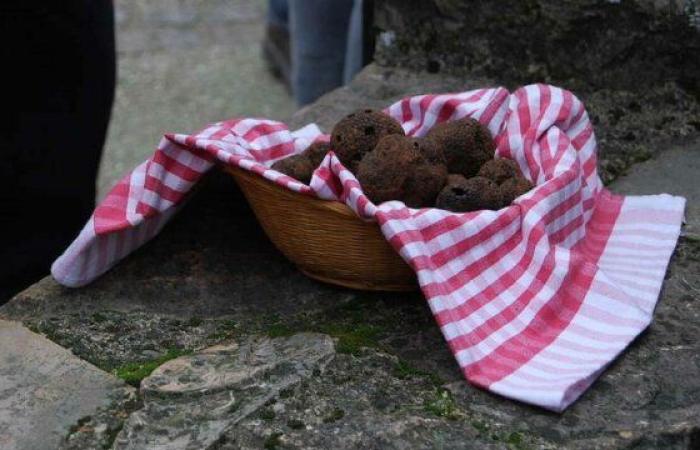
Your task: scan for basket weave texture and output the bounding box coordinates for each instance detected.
[226,166,417,291]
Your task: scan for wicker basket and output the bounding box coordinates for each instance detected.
[225,166,418,291]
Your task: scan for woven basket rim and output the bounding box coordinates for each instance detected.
[225,165,370,220]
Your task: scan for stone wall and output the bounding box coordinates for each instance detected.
[373,0,700,97]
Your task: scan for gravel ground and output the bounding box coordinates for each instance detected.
[97,0,295,199]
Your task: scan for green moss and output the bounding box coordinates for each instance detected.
[323,408,345,423]
[393,359,443,386]
[471,421,531,449]
[324,324,380,355]
[263,432,283,449]
[220,319,237,330]
[92,312,108,323]
[506,431,526,448]
[424,388,460,420]
[266,323,294,338]
[113,348,192,387]
[471,420,490,433]
[244,295,405,355]
[36,320,61,341]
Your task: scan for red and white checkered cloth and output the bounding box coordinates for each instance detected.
[52,85,685,411]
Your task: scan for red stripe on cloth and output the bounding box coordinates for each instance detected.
[242,122,287,141]
[94,180,130,234]
[152,150,205,182]
[406,95,436,136]
[570,123,594,151]
[356,194,370,215]
[143,175,187,205]
[430,181,583,327]
[516,88,532,138]
[317,166,343,199]
[135,202,158,218]
[436,97,467,124]
[479,89,509,130]
[550,131,573,176]
[250,142,296,162]
[554,89,574,130]
[391,167,578,277]
[523,84,552,182]
[401,99,412,125]
[444,232,555,350]
[464,191,624,387]
[549,214,584,246]
[414,212,519,273]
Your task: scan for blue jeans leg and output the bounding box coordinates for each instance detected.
[267,0,289,30]
[289,0,355,106]
[343,0,364,84]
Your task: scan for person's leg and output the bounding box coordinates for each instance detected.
[267,0,289,27]
[343,0,365,84]
[289,0,355,106]
[263,0,292,89]
[0,1,115,302]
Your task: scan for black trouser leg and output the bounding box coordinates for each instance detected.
[0,1,116,303]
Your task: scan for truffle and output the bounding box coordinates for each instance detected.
[499,176,534,206]
[435,175,502,212]
[478,158,521,184]
[425,118,495,177]
[330,109,405,173]
[271,153,315,184]
[270,142,331,183]
[357,135,447,208]
[304,141,330,168]
[415,136,447,165]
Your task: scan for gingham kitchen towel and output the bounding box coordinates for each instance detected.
[52,85,685,412]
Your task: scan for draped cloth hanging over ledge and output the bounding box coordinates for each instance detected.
[52,85,685,412]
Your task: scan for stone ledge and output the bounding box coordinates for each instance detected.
[0,320,136,450]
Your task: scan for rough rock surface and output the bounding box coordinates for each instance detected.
[1,66,699,448]
[373,0,700,96]
[114,333,335,449]
[0,320,136,450]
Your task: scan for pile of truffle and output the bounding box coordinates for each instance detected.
[272,109,534,212]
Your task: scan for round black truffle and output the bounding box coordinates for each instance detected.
[303,141,330,168]
[435,175,502,212]
[330,109,405,173]
[357,135,447,208]
[414,136,446,165]
[478,158,521,185]
[499,176,534,206]
[271,153,315,184]
[425,118,495,177]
